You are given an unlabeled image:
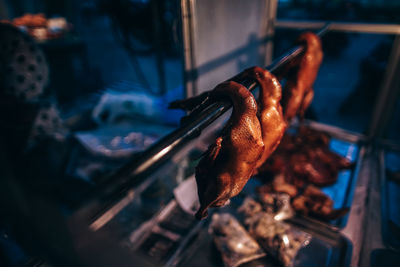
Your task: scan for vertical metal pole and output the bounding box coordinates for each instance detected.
[358,150,385,267]
[180,0,197,98]
[152,0,167,95]
[367,34,400,140]
[264,0,278,66]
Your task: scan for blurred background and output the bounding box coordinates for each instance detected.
[0,0,398,134]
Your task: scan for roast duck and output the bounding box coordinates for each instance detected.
[170,32,353,220]
[171,66,285,219]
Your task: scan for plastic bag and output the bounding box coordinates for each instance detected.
[239,197,311,267]
[209,213,266,267]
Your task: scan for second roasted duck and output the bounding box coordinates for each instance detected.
[279,32,324,121]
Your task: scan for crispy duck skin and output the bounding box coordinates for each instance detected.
[280,32,323,121]
[193,81,264,219]
[234,67,287,169]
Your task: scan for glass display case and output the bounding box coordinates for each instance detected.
[1,1,400,267]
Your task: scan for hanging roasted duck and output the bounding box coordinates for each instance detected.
[170,68,286,219]
[278,32,324,121]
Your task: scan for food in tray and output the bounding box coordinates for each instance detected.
[259,127,353,187]
[257,126,353,220]
[279,32,323,121]
[291,185,349,220]
[13,13,48,28]
[258,173,299,198]
[238,197,311,267]
[209,213,266,267]
[3,13,70,40]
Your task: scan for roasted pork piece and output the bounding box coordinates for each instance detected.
[292,185,349,220]
[259,127,353,187]
[258,176,350,221]
[257,127,353,220]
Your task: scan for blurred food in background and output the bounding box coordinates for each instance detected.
[3,13,71,40]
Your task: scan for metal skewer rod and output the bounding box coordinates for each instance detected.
[87,24,330,229]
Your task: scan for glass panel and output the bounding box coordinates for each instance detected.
[187,0,270,95]
[273,29,393,133]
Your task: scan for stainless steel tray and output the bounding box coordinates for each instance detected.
[125,194,353,267]
[176,220,352,267]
